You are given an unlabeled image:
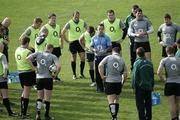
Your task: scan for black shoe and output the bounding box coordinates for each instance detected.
[45,116,55,120]
[9,112,18,117]
[79,74,86,79]
[112,117,117,120]
[36,114,41,120]
[18,113,30,117]
[96,90,104,93]
[20,114,30,119]
[54,77,63,82]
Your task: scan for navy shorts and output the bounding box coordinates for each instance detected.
[0,82,8,89]
[104,82,122,95]
[52,47,61,58]
[86,52,94,62]
[36,78,53,90]
[19,71,36,88]
[134,42,151,52]
[69,40,85,54]
[164,83,180,96]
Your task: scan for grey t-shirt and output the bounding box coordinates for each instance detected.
[29,51,59,79]
[0,54,8,82]
[159,55,180,83]
[158,23,180,46]
[99,53,127,83]
[128,17,152,42]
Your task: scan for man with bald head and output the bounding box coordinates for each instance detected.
[1,17,11,62]
[132,47,154,120]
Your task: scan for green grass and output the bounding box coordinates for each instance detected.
[0,0,180,119]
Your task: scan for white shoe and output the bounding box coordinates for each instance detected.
[72,75,76,80]
[90,82,96,87]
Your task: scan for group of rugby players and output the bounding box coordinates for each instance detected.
[0,4,180,120]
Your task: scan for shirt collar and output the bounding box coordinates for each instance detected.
[168,54,174,57]
[112,52,119,56]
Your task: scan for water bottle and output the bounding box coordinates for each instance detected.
[152,92,160,106]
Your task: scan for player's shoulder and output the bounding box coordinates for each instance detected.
[131,18,136,23]
[159,23,166,27]
[171,22,179,27]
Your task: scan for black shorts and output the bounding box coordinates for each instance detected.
[36,78,53,90]
[69,40,85,54]
[112,42,122,51]
[134,42,151,52]
[86,52,94,62]
[28,47,35,53]
[104,82,122,95]
[52,47,61,58]
[162,46,177,57]
[19,71,36,88]
[0,82,8,89]
[164,83,180,96]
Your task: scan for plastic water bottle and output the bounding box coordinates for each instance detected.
[152,92,160,106]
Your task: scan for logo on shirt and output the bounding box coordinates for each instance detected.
[109,26,116,32]
[113,62,119,71]
[17,55,21,60]
[53,31,58,37]
[40,59,46,66]
[35,34,38,39]
[75,27,81,32]
[171,64,177,70]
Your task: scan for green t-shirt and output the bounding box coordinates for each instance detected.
[175,49,180,58]
[15,47,32,71]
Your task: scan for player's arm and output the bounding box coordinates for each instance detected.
[53,56,61,78]
[19,28,31,41]
[90,37,97,52]
[61,22,70,43]
[157,60,165,82]
[119,21,127,41]
[122,63,128,84]
[128,22,136,37]
[157,31,162,42]
[2,28,9,45]
[120,20,127,42]
[84,22,88,30]
[26,52,37,71]
[98,57,108,80]
[157,25,164,46]
[79,33,86,50]
[1,55,8,78]
[146,23,154,34]
[59,28,64,49]
[105,36,112,53]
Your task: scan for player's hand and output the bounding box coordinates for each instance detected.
[93,49,99,53]
[136,33,140,37]
[138,32,147,37]
[101,76,107,80]
[3,40,9,45]
[159,41,165,46]
[32,67,37,72]
[85,47,89,52]
[52,74,57,79]
[2,74,7,79]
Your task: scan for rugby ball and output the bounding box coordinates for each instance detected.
[49,64,57,73]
